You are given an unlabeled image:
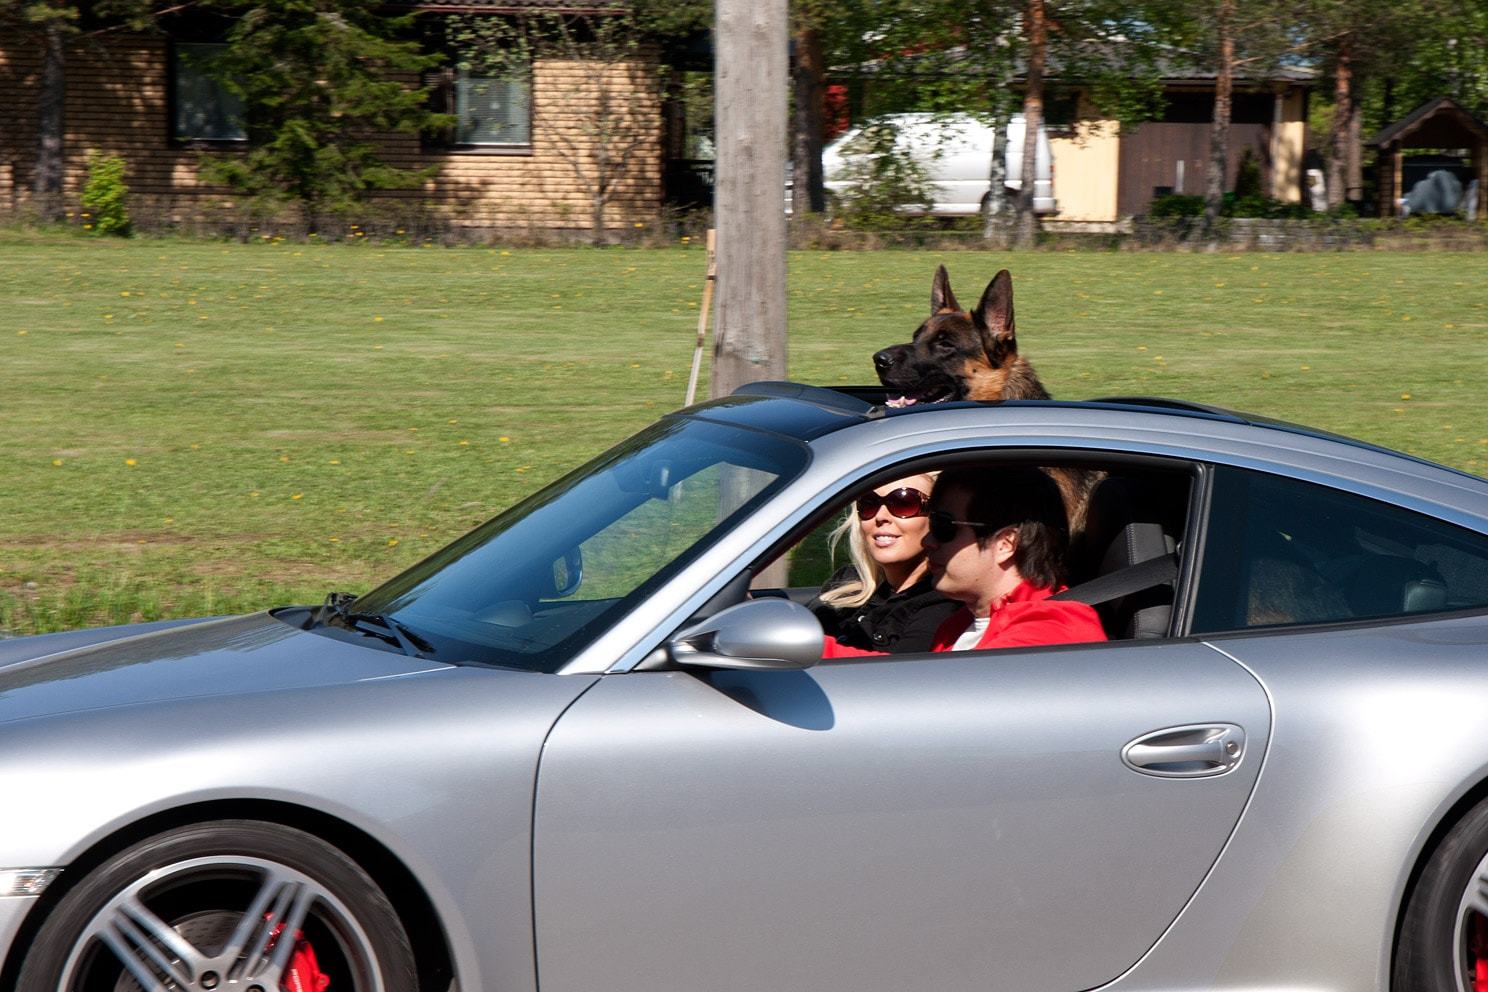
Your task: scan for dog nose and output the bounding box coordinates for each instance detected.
[873,349,896,373]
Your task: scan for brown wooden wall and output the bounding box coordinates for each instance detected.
[1117,121,1271,217]
[0,34,663,234]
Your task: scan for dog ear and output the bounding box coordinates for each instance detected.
[931,265,960,314]
[972,269,1017,363]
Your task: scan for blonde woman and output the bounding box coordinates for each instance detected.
[810,472,958,653]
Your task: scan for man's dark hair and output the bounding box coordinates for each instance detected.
[935,466,1070,588]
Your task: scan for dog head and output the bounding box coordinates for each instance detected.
[874,265,1048,404]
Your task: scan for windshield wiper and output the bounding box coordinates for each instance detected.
[317,592,435,658]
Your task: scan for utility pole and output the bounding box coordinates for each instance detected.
[710,0,788,399]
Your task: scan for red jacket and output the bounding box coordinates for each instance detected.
[823,580,1106,658]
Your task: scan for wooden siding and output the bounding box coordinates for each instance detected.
[1269,89,1306,202]
[0,34,663,233]
[1049,113,1121,224]
[1117,120,1270,217]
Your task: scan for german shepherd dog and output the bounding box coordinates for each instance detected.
[874,265,1048,405]
[873,265,1100,541]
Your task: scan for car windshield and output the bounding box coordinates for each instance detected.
[351,416,809,672]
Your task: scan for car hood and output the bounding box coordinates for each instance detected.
[0,612,449,727]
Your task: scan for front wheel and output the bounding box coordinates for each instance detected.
[17,820,416,992]
[1396,798,1488,992]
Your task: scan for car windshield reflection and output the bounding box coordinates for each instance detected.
[349,417,808,672]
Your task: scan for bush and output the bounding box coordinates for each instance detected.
[1147,194,1205,219]
[1233,148,1263,200]
[831,121,936,231]
[80,154,131,236]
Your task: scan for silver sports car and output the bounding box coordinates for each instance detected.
[3,382,1488,992]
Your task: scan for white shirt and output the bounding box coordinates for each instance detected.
[950,615,992,651]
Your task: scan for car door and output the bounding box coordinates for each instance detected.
[531,638,1270,992]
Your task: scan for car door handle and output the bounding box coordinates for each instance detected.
[1122,724,1244,778]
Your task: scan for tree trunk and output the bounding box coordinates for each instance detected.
[1013,0,1046,249]
[33,20,66,220]
[1327,33,1352,210]
[592,189,608,246]
[1203,0,1234,236]
[981,117,1008,242]
[1345,87,1363,206]
[712,0,788,400]
[791,19,826,215]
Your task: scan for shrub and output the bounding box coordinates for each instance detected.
[1233,148,1263,200]
[1147,194,1205,219]
[80,154,131,236]
[831,121,936,231]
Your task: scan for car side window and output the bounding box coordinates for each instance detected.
[1190,466,1488,633]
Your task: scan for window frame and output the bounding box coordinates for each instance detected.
[424,61,534,155]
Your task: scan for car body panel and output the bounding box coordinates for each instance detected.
[1109,614,1488,992]
[0,612,600,992]
[534,640,1271,992]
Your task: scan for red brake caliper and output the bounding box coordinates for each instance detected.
[1473,913,1488,992]
[264,914,332,992]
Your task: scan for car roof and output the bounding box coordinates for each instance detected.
[681,382,1488,525]
[711,381,1471,476]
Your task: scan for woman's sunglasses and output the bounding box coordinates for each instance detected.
[855,487,929,520]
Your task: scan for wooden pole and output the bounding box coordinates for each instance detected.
[711,0,788,400]
[684,229,717,407]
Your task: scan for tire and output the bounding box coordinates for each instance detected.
[16,820,416,992]
[1396,798,1488,992]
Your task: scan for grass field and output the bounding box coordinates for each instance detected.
[3,229,1487,633]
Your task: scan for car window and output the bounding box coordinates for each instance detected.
[766,459,1195,647]
[1190,466,1488,633]
[352,418,808,671]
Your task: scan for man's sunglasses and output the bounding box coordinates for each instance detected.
[927,509,985,544]
[854,487,930,520]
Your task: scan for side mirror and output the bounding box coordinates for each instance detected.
[668,598,822,671]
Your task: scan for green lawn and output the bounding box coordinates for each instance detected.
[3,230,1486,633]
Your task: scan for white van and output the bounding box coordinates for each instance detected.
[820,112,1056,216]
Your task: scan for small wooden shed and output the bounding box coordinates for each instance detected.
[1369,97,1488,219]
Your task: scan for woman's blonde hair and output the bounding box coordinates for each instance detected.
[817,472,937,610]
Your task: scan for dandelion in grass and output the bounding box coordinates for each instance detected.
[125,458,137,467]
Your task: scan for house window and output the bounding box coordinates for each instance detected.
[455,69,531,146]
[455,69,532,145]
[172,42,244,142]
